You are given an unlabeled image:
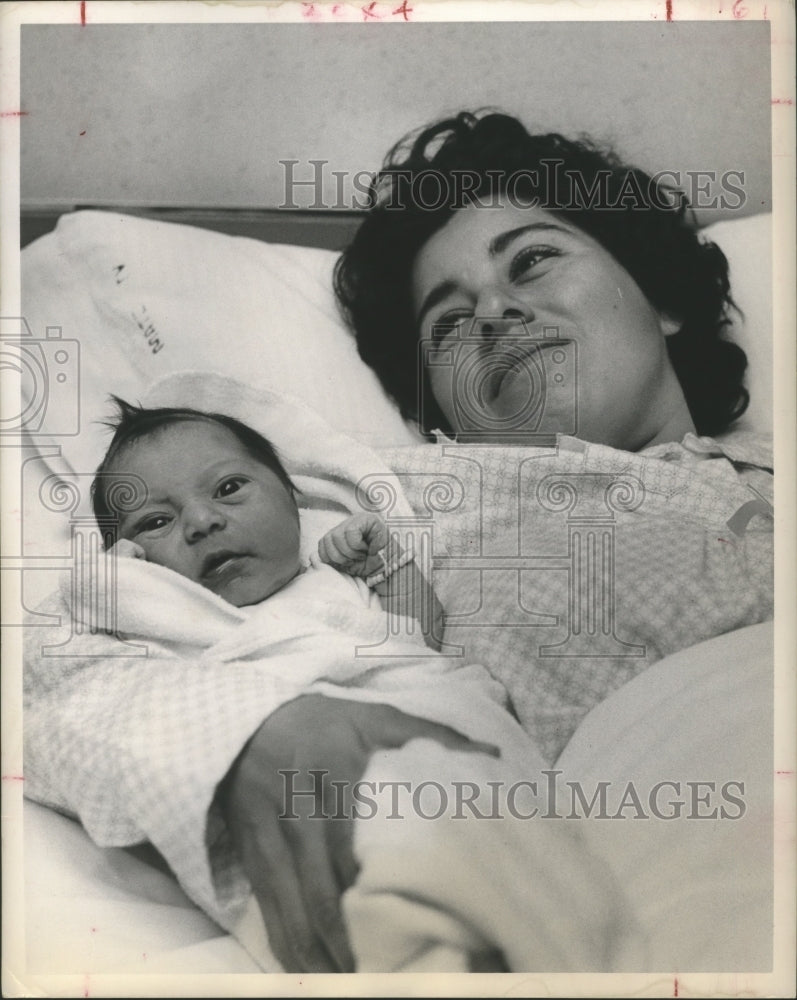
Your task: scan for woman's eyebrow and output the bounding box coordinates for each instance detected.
[488,221,572,257]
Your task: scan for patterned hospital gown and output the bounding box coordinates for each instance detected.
[383,430,774,763]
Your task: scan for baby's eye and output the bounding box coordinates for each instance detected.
[216,476,249,498]
[134,514,171,534]
[509,245,559,282]
[431,310,473,342]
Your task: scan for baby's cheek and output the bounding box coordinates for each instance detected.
[143,542,180,575]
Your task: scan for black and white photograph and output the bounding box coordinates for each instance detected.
[1,1,795,996]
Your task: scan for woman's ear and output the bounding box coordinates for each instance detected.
[658,312,682,337]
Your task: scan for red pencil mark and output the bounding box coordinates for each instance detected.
[666,0,673,20]
[79,130,86,136]
[301,2,318,18]
[772,98,794,105]
[732,0,747,16]
[80,1,86,25]
[90,927,97,933]
[362,1,381,18]
[776,770,794,775]
[393,0,413,19]
[673,977,679,997]
[2,774,24,782]
[716,538,736,545]
[1,111,29,117]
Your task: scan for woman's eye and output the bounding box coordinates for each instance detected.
[216,477,248,498]
[509,245,559,282]
[431,311,472,342]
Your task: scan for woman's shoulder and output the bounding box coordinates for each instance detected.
[642,429,773,472]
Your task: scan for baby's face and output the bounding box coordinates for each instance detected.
[111,419,301,606]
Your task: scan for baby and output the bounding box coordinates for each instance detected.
[91,396,443,644]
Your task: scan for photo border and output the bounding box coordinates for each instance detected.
[2,2,794,997]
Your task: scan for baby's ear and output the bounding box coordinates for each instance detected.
[659,312,682,337]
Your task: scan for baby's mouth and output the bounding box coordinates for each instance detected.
[201,550,248,581]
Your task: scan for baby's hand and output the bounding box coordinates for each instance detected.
[317,513,389,579]
[107,538,147,561]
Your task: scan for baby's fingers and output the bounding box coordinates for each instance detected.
[319,532,363,569]
[318,533,346,567]
[352,515,387,555]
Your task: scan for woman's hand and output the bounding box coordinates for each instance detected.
[222,694,497,973]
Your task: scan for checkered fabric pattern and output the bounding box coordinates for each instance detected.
[381,432,774,762]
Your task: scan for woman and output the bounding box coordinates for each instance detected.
[223,111,770,974]
[333,110,748,447]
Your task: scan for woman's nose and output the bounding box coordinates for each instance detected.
[182,501,226,542]
[473,288,534,336]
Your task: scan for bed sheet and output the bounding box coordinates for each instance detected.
[23,800,259,975]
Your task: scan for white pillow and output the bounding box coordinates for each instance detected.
[19,209,422,485]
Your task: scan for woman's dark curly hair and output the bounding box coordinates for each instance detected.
[333,110,748,439]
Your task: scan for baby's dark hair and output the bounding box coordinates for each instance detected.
[91,396,297,523]
[334,109,749,438]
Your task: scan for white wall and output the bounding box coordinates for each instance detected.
[21,21,771,217]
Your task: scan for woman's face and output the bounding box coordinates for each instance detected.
[411,202,694,450]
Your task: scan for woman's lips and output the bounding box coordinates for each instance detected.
[489,339,570,402]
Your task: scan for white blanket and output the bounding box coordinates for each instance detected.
[344,621,773,972]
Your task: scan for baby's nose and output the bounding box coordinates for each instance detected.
[183,501,226,540]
